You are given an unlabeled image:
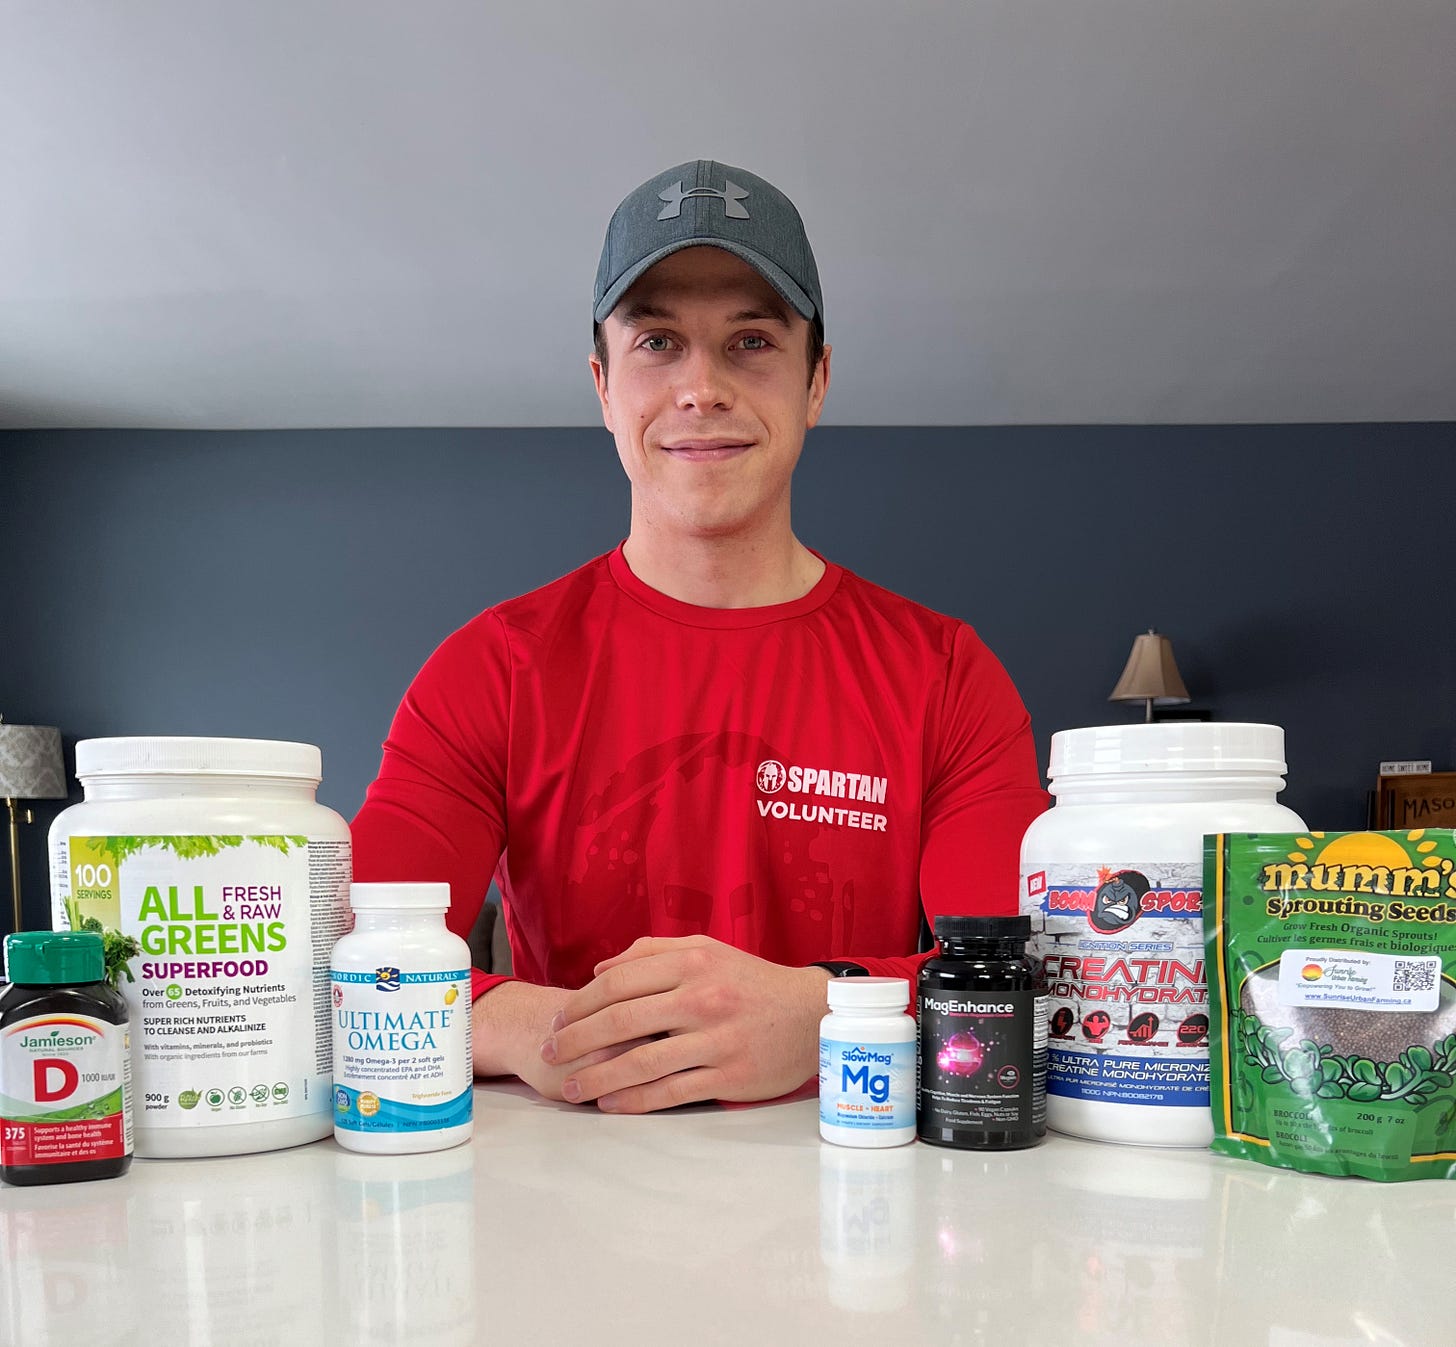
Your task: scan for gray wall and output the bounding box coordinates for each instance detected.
[6,425,1455,931]
[6,3,1456,428]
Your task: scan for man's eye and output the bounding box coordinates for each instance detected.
[739,335,770,350]
[643,335,671,352]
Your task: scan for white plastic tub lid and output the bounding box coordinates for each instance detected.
[74,736,323,781]
[1048,723,1286,779]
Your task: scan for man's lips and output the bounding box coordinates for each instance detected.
[660,439,753,461]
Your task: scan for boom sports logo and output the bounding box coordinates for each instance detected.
[1035,868,1202,932]
[1090,871,1150,933]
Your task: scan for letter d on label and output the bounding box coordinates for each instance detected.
[34,1057,80,1103]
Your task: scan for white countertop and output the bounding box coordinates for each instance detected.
[4,1083,1455,1346]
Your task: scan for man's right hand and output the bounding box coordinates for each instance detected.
[471,980,651,1102]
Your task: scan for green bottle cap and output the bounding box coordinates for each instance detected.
[3,931,106,985]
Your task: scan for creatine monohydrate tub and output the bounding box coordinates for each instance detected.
[48,737,352,1157]
[1019,723,1305,1148]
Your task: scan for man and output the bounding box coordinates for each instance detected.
[351,160,1048,1114]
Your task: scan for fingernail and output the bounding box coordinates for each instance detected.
[550,1010,565,1033]
[598,1094,619,1113]
[562,1078,582,1102]
[539,1037,557,1064]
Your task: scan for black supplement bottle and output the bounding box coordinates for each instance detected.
[917,914,1047,1150]
[1,931,133,1186]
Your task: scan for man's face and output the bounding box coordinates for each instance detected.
[590,247,830,541]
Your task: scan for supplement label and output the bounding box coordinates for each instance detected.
[332,969,473,1135]
[1023,860,1209,1108]
[51,834,351,1127]
[918,990,1047,1137]
[818,1038,914,1133]
[1278,949,1441,1013]
[1,1012,133,1166]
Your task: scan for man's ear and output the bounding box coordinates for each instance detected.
[806,343,832,430]
[589,352,614,434]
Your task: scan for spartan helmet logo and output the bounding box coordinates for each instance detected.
[658,180,751,221]
[755,760,787,794]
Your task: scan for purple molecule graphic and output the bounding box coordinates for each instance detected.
[937,1031,985,1077]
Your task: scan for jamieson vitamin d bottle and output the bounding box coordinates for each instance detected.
[1020,723,1303,1148]
[48,737,352,1158]
[1,931,134,1185]
[331,883,474,1154]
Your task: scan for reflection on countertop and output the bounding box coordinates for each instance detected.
[4,1086,1455,1346]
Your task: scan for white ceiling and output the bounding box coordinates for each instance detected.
[2,0,1453,429]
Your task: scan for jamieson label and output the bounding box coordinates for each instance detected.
[50,835,351,1129]
[1024,861,1210,1108]
[1,1014,133,1167]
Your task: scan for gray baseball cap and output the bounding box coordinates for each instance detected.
[593,160,824,334]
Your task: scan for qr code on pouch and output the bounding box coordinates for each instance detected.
[1392,960,1438,993]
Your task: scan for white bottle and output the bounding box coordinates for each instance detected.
[1019,722,1305,1148]
[818,978,916,1148]
[48,736,352,1159]
[330,883,474,1154]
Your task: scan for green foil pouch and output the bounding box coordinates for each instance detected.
[1205,829,1456,1181]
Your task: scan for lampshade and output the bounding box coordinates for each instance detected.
[1109,631,1190,707]
[0,724,67,799]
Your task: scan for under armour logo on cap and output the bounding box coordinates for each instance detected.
[657,180,750,221]
[594,159,822,328]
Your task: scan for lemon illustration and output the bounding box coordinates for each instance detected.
[444,986,459,1005]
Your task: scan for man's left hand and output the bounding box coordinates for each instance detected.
[539,936,832,1113]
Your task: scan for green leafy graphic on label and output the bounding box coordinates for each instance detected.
[76,916,142,987]
[1238,1010,1456,1108]
[102,835,309,864]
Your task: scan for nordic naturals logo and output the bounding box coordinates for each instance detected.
[374,967,402,993]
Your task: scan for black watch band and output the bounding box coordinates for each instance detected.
[814,961,870,978]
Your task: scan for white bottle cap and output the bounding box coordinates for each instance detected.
[826,976,910,1011]
[75,736,323,782]
[1048,722,1286,779]
[349,882,452,911]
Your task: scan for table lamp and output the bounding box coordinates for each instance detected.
[0,719,68,934]
[1108,629,1190,723]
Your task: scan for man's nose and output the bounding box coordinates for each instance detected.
[675,347,734,412]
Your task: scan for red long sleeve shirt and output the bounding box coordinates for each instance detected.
[352,546,1048,1000]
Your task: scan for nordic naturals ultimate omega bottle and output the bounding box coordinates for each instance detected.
[917,915,1047,1150]
[1,931,133,1186]
[331,883,473,1154]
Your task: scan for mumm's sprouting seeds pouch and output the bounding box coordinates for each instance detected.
[1205,830,1456,1181]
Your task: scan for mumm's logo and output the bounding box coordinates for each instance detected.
[1258,861,1455,898]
